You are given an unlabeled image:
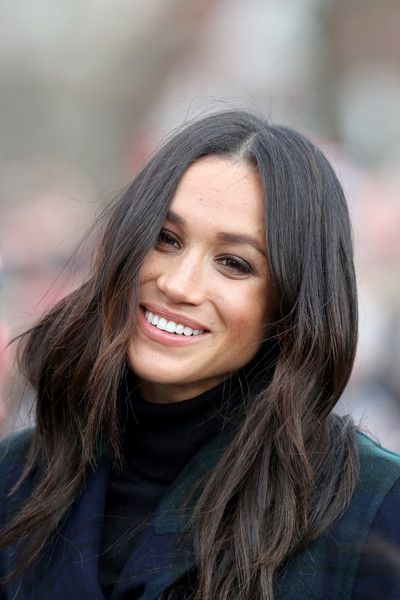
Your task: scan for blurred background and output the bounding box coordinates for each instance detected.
[0,0,399,448]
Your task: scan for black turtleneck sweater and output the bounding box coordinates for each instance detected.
[98,371,248,597]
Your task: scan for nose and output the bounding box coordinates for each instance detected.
[156,253,205,305]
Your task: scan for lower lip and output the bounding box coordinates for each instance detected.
[138,308,209,347]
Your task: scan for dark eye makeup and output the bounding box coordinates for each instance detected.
[217,256,254,276]
[155,228,256,277]
[155,229,181,249]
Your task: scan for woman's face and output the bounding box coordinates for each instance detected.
[128,156,271,403]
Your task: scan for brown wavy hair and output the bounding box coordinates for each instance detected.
[1,110,358,599]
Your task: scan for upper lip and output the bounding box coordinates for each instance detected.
[141,303,209,331]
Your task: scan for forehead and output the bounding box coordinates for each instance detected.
[170,157,265,236]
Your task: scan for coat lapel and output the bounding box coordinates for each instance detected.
[3,430,231,600]
[113,431,232,600]
[18,463,109,599]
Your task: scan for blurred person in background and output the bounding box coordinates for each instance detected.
[0,320,6,424]
[0,110,400,599]
[0,169,95,436]
[0,254,8,430]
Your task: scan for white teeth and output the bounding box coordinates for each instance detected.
[156,317,167,330]
[165,321,176,333]
[143,309,204,336]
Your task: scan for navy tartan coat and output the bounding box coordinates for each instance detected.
[1,428,400,600]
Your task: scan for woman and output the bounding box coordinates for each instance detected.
[1,110,399,599]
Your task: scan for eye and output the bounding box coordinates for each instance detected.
[218,256,254,276]
[155,229,181,250]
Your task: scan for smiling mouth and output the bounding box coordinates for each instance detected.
[143,309,206,337]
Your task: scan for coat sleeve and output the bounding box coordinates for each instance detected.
[352,476,400,599]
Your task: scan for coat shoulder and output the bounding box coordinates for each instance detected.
[357,430,400,461]
[275,433,400,599]
[0,428,35,499]
[356,431,400,491]
[0,427,34,465]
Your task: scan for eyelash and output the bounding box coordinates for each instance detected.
[156,230,180,249]
[155,229,255,277]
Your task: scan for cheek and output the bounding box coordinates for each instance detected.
[138,251,158,283]
[222,286,268,345]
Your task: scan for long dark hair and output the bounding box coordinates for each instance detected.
[1,110,358,598]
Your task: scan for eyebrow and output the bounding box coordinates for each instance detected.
[165,209,266,257]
